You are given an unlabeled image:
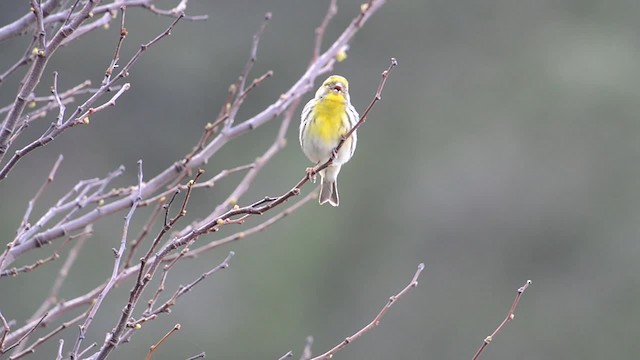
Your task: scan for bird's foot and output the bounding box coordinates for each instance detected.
[305,167,317,183]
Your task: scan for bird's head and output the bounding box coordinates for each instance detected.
[315,75,350,101]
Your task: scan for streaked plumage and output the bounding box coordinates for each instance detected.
[299,75,358,206]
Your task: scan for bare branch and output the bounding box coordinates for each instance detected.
[309,263,425,360]
[0,251,59,277]
[313,0,338,61]
[278,351,293,360]
[30,228,92,319]
[0,0,58,42]
[0,0,388,270]
[298,336,314,360]
[185,352,206,360]
[1,313,47,355]
[471,280,532,360]
[90,171,202,360]
[0,11,183,181]
[9,311,87,360]
[0,310,10,351]
[0,37,36,86]
[55,339,64,360]
[145,323,181,360]
[176,189,317,261]
[0,0,100,163]
[69,161,144,359]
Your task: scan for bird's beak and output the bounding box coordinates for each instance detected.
[332,83,344,94]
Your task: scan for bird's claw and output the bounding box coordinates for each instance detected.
[305,167,317,183]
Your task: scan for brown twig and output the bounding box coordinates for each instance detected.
[140,163,252,207]
[309,263,425,360]
[120,251,233,348]
[145,323,181,360]
[0,153,63,271]
[0,252,59,277]
[17,154,63,236]
[174,189,317,261]
[135,252,234,326]
[2,0,388,270]
[29,228,91,321]
[471,280,532,360]
[0,0,99,164]
[69,161,144,360]
[91,171,202,360]
[313,0,338,61]
[1,312,47,355]
[124,201,164,268]
[9,311,87,360]
[0,37,36,86]
[0,11,183,180]
[235,13,272,108]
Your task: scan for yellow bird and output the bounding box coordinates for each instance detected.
[299,75,359,206]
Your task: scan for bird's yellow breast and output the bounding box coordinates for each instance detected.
[309,94,347,144]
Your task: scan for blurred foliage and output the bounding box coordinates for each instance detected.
[2,0,640,359]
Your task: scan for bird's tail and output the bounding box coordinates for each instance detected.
[319,178,339,206]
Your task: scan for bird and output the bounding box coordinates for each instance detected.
[299,75,359,206]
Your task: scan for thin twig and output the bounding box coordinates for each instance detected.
[133,252,234,328]
[299,336,314,360]
[2,0,388,269]
[313,0,338,61]
[69,161,144,360]
[30,228,91,320]
[0,0,99,163]
[175,189,317,261]
[55,339,64,360]
[0,153,63,271]
[145,324,181,360]
[0,252,59,277]
[0,310,10,351]
[77,342,97,359]
[1,313,47,354]
[92,171,202,360]
[471,280,532,360]
[124,201,164,268]
[185,352,206,360]
[0,37,36,86]
[9,311,87,360]
[310,263,425,360]
[278,351,293,360]
[0,12,183,180]
[18,154,64,235]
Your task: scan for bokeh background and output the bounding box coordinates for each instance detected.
[2,0,640,359]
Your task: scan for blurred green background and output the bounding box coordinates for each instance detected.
[2,0,640,359]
